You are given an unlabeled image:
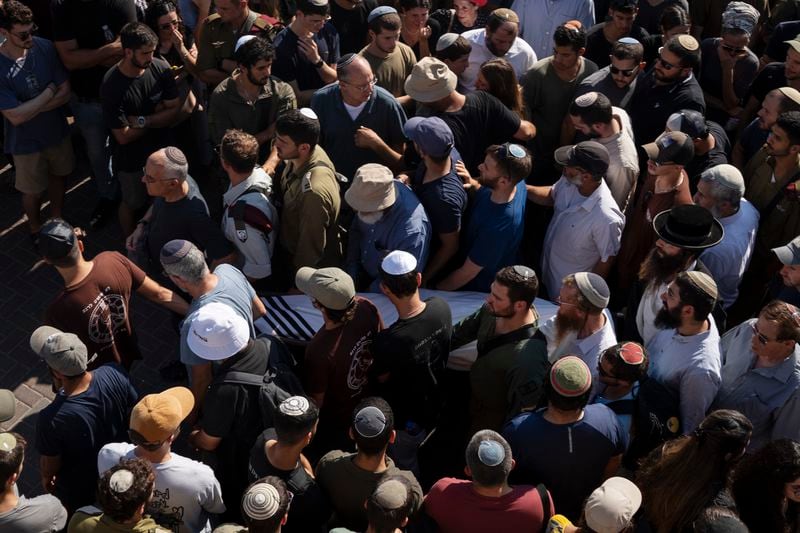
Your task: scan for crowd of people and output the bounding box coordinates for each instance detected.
[2,0,800,530]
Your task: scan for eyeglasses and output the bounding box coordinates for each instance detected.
[342,78,376,92]
[498,142,526,159]
[159,18,181,30]
[142,167,178,183]
[720,43,745,54]
[751,323,778,345]
[10,23,37,40]
[610,64,638,77]
[656,47,678,70]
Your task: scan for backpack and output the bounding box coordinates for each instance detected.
[227,184,274,242]
[212,335,305,429]
[607,377,682,470]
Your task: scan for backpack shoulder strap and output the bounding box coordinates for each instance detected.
[213,370,266,387]
[536,483,551,532]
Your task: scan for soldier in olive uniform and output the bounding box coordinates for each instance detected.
[196,0,279,87]
[274,109,343,284]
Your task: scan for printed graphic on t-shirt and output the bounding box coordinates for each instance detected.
[149,487,185,532]
[346,334,373,396]
[85,287,129,347]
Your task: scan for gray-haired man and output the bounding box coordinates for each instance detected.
[126,147,235,280]
[159,239,265,422]
[693,164,759,309]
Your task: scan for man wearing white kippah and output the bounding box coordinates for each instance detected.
[371,250,452,474]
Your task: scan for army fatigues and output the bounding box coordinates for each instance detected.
[278,145,343,273]
[208,71,296,149]
[196,10,278,75]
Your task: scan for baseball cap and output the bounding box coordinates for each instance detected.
[773,236,800,265]
[554,141,610,176]
[38,219,77,261]
[550,356,592,397]
[574,272,610,309]
[403,116,454,159]
[698,164,745,197]
[584,477,642,533]
[187,302,250,361]
[0,390,14,423]
[295,267,355,310]
[130,387,194,443]
[381,250,418,276]
[643,131,695,166]
[30,325,95,377]
[666,109,708,139]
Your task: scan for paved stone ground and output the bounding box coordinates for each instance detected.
[0,154,182,497]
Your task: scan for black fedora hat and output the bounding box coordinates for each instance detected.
[652,205,723,250]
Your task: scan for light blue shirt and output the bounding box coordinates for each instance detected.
[180,264,257,367]
[714,319,800,451]
[511,0,596,59]
[700,200,759,309]
[346,181,431,291]
[646,316,721,434]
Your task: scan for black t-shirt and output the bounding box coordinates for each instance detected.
[248,429,331,533]
[400,17,443,61]
[330,0,378,55]
[50,0,137,98]
[370,297,452,429]
[747,62,787,104]
[422,91,521,175]
[628,71,706,144]
[584,23,649,69]
[272,23,340,91]
[685,120,730,192]
[101,58,178,172]
[146,191,234,271]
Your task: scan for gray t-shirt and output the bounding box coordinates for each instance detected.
[180,263,258,366]
[0,492,67,533]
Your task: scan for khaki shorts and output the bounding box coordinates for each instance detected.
[13,136,75,194]
[118,169,147,211]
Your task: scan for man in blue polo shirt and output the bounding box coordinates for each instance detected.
[272,0,340,104]
[311,53,406,179]
[404,116,467,283]
[437,143,529,293]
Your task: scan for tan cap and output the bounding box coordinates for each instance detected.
[779,86,800,106]
[295,267,356,310]
[676,34,699,51]
[130,387,194,443]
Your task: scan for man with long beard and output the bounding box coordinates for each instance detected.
[623,204,723,345]
[646,271,722,434]
[538,272,617,382]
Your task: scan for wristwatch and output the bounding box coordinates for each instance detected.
[314,58,324,69]
[136,116,146,128]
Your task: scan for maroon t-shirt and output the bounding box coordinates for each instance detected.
[46,251,146,369]
[424,478,554,533]
[304,296,383,430]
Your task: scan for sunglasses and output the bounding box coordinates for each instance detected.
[610,64,638,77]
[159,19,181,30]
[751,323,778,345]
[10,23,37,40]
[720,43,745,54]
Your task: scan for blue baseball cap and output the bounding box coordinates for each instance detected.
[403,116,454,159]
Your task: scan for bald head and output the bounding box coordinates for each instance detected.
[148,147,189,182]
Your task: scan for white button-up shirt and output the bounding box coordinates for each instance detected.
[700,200,759,309]
[511,0,595,59]
[714,319,800,451]
[460,28,538,91]
[646,316,722,434]
[542,177,625,297]
[597,108,639,211]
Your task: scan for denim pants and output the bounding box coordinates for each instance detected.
[70,96,117,201]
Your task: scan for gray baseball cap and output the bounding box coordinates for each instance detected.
[295,267,356,311]
[30,326,95,377]
[773,236,800,266]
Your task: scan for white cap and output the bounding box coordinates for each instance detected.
[234,35,256,53]
[584,477,642,533]
[187,302,250,361]
[381,250,418,275]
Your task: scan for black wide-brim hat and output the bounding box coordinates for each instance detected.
[652,205,724,250]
